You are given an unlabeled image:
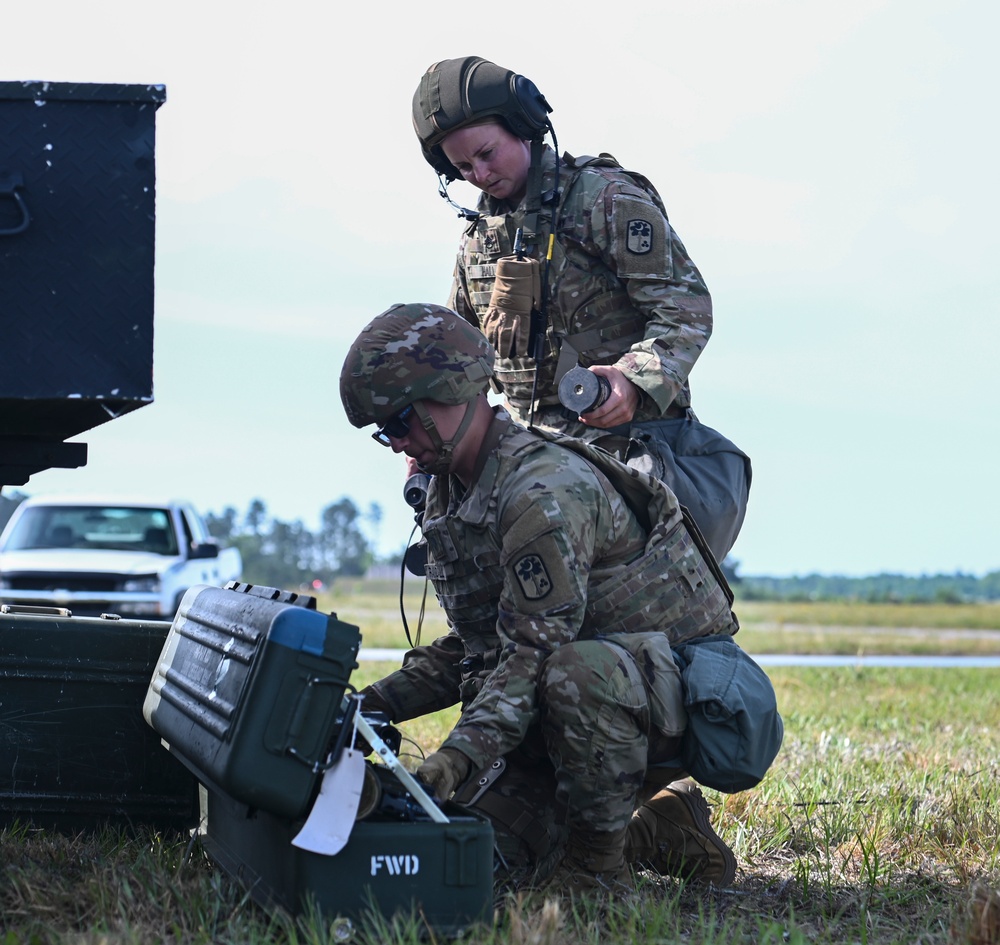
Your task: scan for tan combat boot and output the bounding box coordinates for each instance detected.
[540,825,633,899]
[625,780,736,886]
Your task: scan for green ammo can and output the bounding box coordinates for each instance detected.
[0,606,198,831]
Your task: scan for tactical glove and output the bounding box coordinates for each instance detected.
[417,747,473,801]
[483,254,541,359]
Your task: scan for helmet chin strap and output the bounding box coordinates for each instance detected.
[411,399,480,476]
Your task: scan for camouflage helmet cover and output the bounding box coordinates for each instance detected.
[340,303,496,429]
[412,56,552,181]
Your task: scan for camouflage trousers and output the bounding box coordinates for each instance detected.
[454,639,686,873]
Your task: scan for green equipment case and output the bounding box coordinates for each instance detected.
[202,787,495,936]
[0,605,199,831]
[144,582,362,820]
[144,581,495,934]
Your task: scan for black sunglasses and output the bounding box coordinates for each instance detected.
[372,404,415,447]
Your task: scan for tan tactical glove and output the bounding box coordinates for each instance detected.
[417,747,473,801]
[482,254,541,359]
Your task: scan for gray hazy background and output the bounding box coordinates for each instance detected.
[6,0,997,577]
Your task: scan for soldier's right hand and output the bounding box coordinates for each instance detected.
[417,747,473,801]
[353,688,394,755]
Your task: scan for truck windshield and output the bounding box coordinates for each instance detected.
[4,506,179,555]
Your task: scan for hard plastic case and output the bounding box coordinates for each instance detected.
[145,582,495,933]
[201,787,495,936]
[144,583,362,819]
[0,606,199,831]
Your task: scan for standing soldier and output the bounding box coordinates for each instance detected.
[411,56,751,562]
[340,303,753,896]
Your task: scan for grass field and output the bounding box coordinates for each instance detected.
[1,591,998,944]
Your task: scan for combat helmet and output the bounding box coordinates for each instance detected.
[340,303,495,474]
[341,303,495,426]
[412,56,552,181]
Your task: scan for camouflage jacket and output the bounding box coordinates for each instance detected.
[370,410,737,770]
[447,146,712,439]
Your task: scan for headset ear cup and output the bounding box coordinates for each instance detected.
[424,142,460,180]
[511,74,552,138]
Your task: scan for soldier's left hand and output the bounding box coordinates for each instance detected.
[417,747,473,801]
[580,365,640,428]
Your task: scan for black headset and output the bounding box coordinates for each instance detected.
[501,72,552,139]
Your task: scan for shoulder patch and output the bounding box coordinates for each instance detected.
[626,219,653,255]
[513,554,552,600]
[483,227,502,256]
[612,194,670,276]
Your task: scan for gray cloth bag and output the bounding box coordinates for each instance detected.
[672,635,783,794]
[626,414,751,563]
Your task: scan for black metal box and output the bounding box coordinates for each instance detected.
[0,81,165,483]
[0,606,199,831]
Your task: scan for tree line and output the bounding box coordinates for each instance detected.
[204,498,387,591]
[730,565,1000,603]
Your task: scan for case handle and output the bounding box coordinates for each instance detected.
[0,170,31,236]
[285,675,345,771]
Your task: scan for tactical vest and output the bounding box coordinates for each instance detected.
[460,154,662,418]
[420,421,737,704]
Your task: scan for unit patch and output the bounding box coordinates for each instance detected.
[513,554,552,600]
[626,220,653,255]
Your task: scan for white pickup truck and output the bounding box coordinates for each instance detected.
[0,495,242,619]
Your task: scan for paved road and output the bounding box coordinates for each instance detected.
[357,648,1000,668]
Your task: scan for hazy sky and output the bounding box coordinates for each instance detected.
[5,0,997,577]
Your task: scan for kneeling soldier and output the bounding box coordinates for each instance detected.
[340,303,739,896]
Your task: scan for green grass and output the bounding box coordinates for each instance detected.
[732,599,1000,631]
[2,583,999,944]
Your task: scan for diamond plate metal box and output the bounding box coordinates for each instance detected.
[0,82,165,482]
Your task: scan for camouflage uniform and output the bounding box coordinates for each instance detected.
[448,146,711,435]
[368,406,738,868]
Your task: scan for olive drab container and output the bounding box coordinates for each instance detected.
[144,582,494,934]
[201,788,495,934]
[144,582,362,819]
[0,606,199,831]
[0,81,164,487]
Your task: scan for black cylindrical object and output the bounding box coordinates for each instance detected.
[403,474,431,512]
[558,365,612,415]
